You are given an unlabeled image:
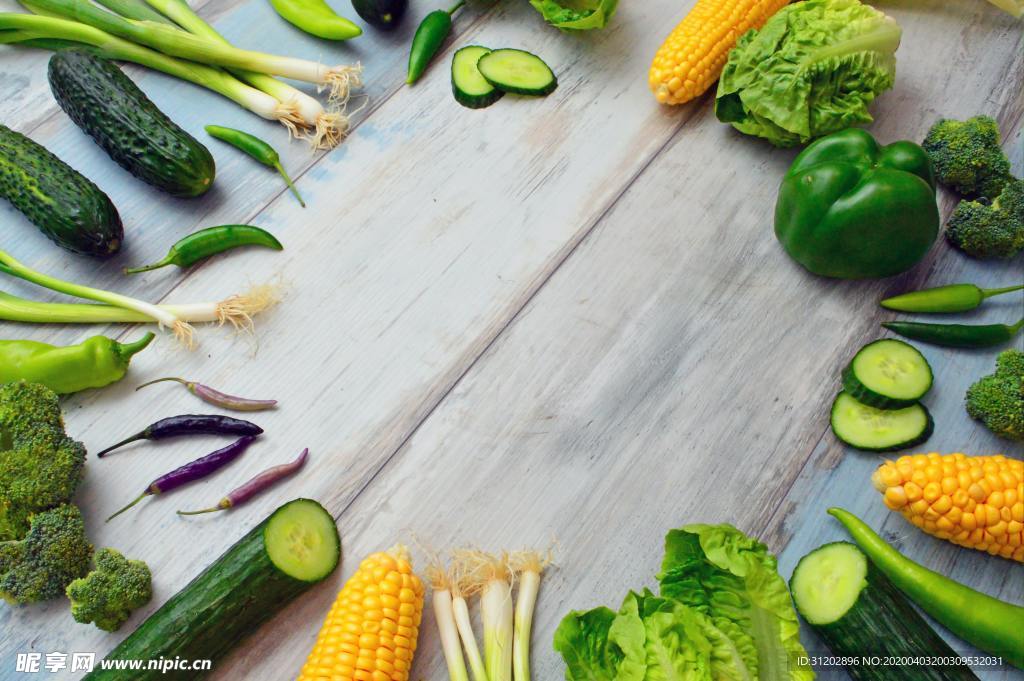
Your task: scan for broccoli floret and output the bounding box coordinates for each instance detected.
[946,178,1024,259]
[66,548,152,631]
[0,504,92,604]
[966,349,1024,442]
[923,116,1013,199]
[0,382,86,541]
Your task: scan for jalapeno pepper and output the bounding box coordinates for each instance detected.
[0,332,154,394]
[883,318,1024,348]
[268,0,362,40]
[407,1,465,84]
[124,225,283,274]
[205,125,305,207]
[881,284,1024,313]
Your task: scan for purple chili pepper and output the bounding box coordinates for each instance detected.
[136,376,277,411]
[106,435,257,522]
[177,448,309,516]
[96,415,263,457]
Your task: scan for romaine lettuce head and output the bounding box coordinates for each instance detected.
[529,0,619,30]
[714,0,901,147]
[658,525,815,681]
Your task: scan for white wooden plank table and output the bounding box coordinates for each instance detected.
[0,0,1021,679]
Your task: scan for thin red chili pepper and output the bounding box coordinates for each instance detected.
[177,448,309,516]
[136,376,277,411]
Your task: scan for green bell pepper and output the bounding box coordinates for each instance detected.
[774,128,940,279]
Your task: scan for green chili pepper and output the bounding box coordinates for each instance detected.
[124,225,283,274]
[205,125,305,207]
[407,1,465,84]
[0,332,154,394]
[268,0,362,40]
[881,283,1024,313]
[883,318,1024,348]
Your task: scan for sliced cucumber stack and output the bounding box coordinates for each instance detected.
[478,48,557,96]
[791,542,980,681]
[842,339,933,409]
[831,339,935,452]
[830,392,933,452]
[452,46,503,109]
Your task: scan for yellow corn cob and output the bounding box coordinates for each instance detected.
[649,0,789,105]
[872,452,1024,562]
[298,545,425,681]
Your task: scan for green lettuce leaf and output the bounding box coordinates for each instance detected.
[658,525,815,681]
[553,594,645,680]
[634,590,752,681]
[714,0,901,147]
[528,0,619,30]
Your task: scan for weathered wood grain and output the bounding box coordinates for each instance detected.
[0,0,1020,680]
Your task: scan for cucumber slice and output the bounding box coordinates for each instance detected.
[842,339,933,409]
[265,498,341,582]
[477,48,557,96]
[791,542,980,681]
[452,46,503,109]
[830,392,933,452]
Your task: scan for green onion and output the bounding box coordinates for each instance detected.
[451,559,489,681]
[0,16,281,121]
[0,286,277,331]
[510,552,548,681]
[427,563,472,681]
[0,249,194,344]
[462,552,513,681]
[142,0,347,147]
[13,0,362,101]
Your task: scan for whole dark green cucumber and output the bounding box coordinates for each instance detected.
[0,125,123,257]
[82,498,340,681]
[48,49,215,198]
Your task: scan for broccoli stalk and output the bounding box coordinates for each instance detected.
[66,548,152,631]
[923,116,1013,199]
[0,504,93,604]
[946,178,1024,259]
[966,349,1024,442]
[0,382,86,541]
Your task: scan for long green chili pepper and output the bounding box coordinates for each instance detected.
[0,332,154,394]
[881,283,1024,313]
[407,1,465,84]
[883,318,1024,348]
[268,0,362,40]
[205,125,305,207]
[125,225,283,274]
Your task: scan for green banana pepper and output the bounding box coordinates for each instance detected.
[774,128,940,279]
[269,0,362,40]
[0,332,154,394]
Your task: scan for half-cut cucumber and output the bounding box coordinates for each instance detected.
[85,499,340,681]
[452,46,503,109]
[830,392,933,452]
[477,48,557,96]
[842,339,933,409]
[791,542,979,681]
